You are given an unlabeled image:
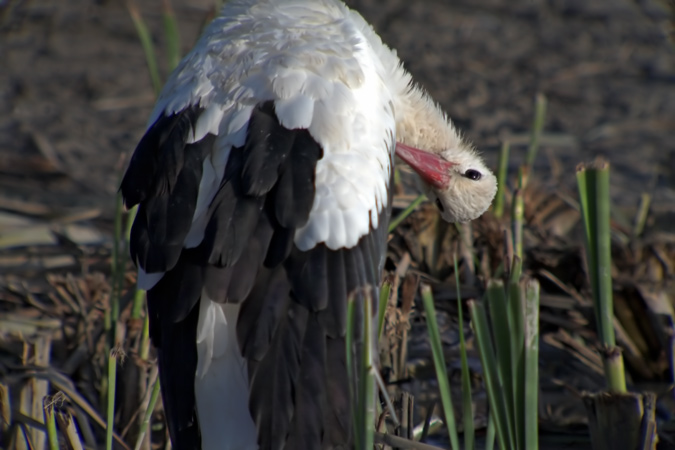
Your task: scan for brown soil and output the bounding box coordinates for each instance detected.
[2,0,673,220]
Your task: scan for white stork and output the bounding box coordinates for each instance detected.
[120,0,497,448]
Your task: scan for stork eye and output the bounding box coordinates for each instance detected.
[435,198,445,212]
[464,169,482,180]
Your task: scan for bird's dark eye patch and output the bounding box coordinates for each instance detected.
[435,198,445,212]
[464,169,482,181]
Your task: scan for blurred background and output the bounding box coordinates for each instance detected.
[1,0,674,448]
[1,0,673,224]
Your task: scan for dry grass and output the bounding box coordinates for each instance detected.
[1,157,675,449]
[1,0,675,448]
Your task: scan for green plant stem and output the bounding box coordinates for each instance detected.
[485,412,496,450]
[131,288,146,321]
[102,194,125,411]
[633,193,651,237]
[128,1,163,96]
[493,141,510,218]
[389,194,426,233]
[468,300,511,450]
[420,284,460,450]
[576,160,625,392]
[106,349,119,450]
[360,291,375,450]
[113,194,129,338]
[162,0,181,71]
[602,347,627,394]
[454,256,474,450]
[507,280,525,450]
[377,279,391,339]
[140,314,151,361]
[345,294,360,446]
[486,281,517,449]
[134,378,161,450]
[526,94,547,169]
[111,193,124,337]
[511,189,524,263]
[43,397,59,450]
[125,204,137,242]
[374,371,398,427]
[593,166,614,348]
[509,256,523,286]
[523,278,540,450]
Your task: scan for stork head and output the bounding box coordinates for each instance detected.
[396,142,497,223]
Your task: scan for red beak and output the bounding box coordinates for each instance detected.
[395,142,454,189]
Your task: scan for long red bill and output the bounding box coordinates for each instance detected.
[395,142,454,189]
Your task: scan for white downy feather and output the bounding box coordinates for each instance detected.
[195,297,258,450]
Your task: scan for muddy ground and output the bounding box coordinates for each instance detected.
[2,0,673,222]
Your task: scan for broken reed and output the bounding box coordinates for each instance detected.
[576,160,660,450]
[43,397,59,450]
[43,395,86,450]
[57,411,85,450]
[576,159,626,392]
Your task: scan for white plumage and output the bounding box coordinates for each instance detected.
[195,300,257,450]
[151,0,395,254]
[121,0,497,449]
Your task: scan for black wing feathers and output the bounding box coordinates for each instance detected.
[148,285,201,450]
[323,337,352,446]
[121,106,203,207]
[205,102,321,268]
[203,146,265,267]
[125,110,214,272]
[320,250,348,338]
[147,248,204,331]
[237,267,292,361]
[241,102,295,196]
[249,301,308,450]
[264,223,295,268]
[124,98,393,450]
[286,245,329,312]
[286,315,327,449]
[274,130,322,228]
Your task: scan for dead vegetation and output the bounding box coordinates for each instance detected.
[1,0,674,448]
[1,161,674,448]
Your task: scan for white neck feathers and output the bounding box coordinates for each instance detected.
[350,9,464,153]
